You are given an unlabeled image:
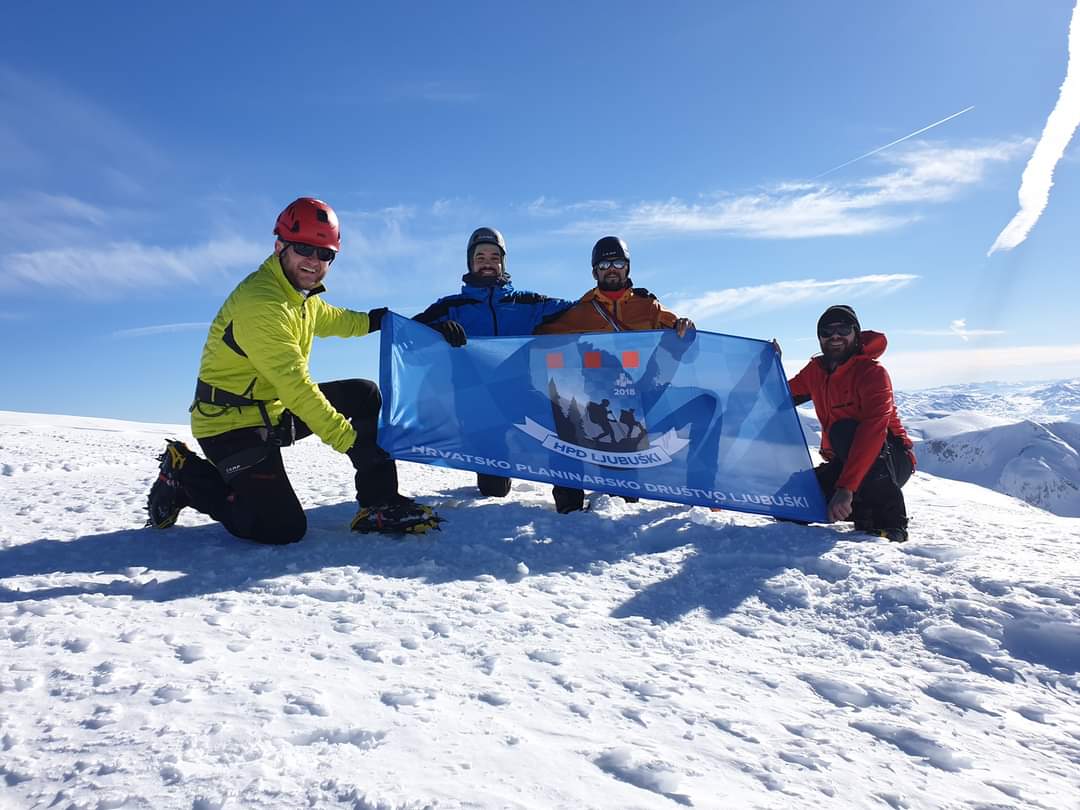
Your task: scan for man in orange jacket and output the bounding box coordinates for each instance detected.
[535,236,694,513]
[787,305,915,542]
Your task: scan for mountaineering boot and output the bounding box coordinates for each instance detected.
[146,439,193,528]
[872,527,908,543]
[476,473,512,498]
[351,495,443,535]
[552,485,588,514]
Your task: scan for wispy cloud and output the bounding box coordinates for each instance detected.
[667,273,918,322]
[0,67,164,185]
[0,236,265,296]
[901,319,1006,342]
[888,343,1080,389]
[0,192,109,248]
[563,140,1028,239]
[525,196,619,218]
[989,1,1080,254]
[112,322,209,339]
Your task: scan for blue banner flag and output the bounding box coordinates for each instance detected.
[378,313,827,522]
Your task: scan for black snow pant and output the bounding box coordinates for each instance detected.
[814,419,913,531]
[181,379,398,545]
[476,473,513,498]
[550,485,637,513]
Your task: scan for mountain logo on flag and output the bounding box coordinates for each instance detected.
[514,345,689,469]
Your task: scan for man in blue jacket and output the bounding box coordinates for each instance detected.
[414,227,573,497]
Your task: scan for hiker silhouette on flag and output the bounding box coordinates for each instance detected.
[586,399,617,443]
[619,408,645,440]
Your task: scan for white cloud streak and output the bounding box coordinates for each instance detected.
[0,192,110,248]
[526,196,619,218]
[901,319,1006,342]
[0,237,265,296]
[989,2,1080,254]
[667,273,918,323]
[0,67,164,180]
[112,323,209,339]
[564,140,1028,239]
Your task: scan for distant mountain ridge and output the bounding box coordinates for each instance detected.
[896,378,1080,517]
[895,378,1080,424]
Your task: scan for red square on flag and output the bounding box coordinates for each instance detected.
[584,351,601,369]
[622,351,640,369]
[546,352,564,369]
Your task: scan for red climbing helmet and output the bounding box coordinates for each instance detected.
[273,197,341,251]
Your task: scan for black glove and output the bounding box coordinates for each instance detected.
[435,320,467,347]
[367,307,388,332]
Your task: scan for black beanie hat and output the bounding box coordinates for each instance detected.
[817,305,860,333]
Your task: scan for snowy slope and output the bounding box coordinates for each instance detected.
[890,379,1080,517]
[913,420,1080,518]
[1,411,1079,809]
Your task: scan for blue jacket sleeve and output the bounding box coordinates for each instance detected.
[413,296,455,325]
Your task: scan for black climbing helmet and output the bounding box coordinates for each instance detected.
[466,227,506,272]
[591,236,630,268]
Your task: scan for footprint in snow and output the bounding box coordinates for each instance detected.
[778,748,824,770]
[62,637,92,653]
[380,689,434,709]
[290,727,387,749]
[594,748,692,806]
[351,643,384,663]
[284,693,329,716]
[850,720,971,771]
[173,643,207,664]
[151,685,190,704]
[91,662,114,686]
[477,691,511,706]
[621,707,648,727]
[527,650,563,665]
[623,680,665,699]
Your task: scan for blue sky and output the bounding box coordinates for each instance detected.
[2,1,1079,423]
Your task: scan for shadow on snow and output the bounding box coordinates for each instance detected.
[0,492,852,623]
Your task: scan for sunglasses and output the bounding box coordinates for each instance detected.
[288,242,336,262]
[595,259,628,271]
[818,323,855,339]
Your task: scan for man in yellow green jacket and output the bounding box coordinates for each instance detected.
[146,197,441,542]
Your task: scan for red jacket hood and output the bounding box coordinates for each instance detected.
[858,330,887,361]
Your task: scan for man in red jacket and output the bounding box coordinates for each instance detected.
[787,305,916,542]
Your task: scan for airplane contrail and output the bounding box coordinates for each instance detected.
[989,0,1080,255]
[814,105,976,179]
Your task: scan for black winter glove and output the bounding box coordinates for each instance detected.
[367,307,388,332]
[435,320,467,347]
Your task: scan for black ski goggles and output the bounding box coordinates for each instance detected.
[595,259,628,271]
[818,323,855,339]
[287,242,336,263]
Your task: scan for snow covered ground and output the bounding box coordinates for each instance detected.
[1,410,1079,809]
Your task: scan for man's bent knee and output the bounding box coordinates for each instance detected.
[249,514,307,545]
[227,507,307,545]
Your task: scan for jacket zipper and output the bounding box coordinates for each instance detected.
[487,288,498,335]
